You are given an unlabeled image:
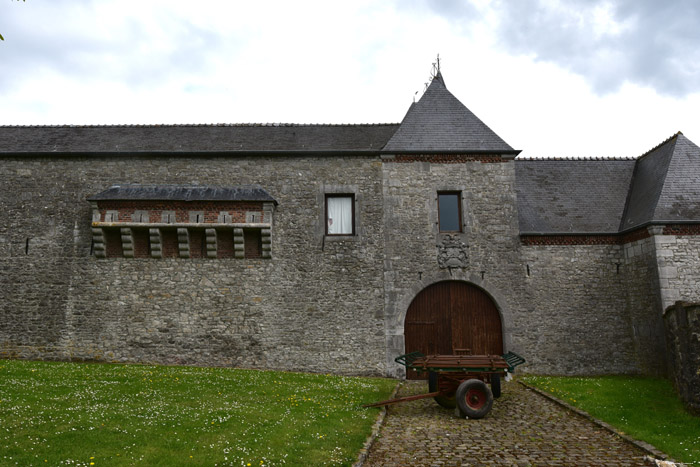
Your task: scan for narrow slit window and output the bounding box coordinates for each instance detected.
[438,192,462,232]
[326,194,354,235]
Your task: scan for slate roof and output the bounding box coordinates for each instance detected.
[383,73,517,154]
[0,123,399,155]
[516,133,700,235]
[88,184,277,204]
[515,159,636,234]
[620,133,700,231]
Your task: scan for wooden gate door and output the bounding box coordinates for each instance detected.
[404,281,503,379]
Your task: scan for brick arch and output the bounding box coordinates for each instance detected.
[404,280,504,379]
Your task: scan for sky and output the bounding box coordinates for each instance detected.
[1,0,699,158]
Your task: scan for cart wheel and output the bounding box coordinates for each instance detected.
[456,379,493,419]
[491,374,501,399]
[428,371,456,409]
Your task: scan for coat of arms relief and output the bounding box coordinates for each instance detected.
[437,234,469,269]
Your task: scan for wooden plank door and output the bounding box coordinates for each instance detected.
[404,281,503,379]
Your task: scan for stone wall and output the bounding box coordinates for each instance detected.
[381,157,527,376]
[654,230,700,308]
[0,153,690,377]
[519,243,638,374]
[0,155,386,375]
[622,232,667,375]
[664,301,700,414]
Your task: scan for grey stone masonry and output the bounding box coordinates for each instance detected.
[0,152,696,377]
[120,228,134,258]
[0,155,386,375]
[4,74,700,378]
[205,228,217,258]
[654,232,700,309]
[664,301,700,414]
[177,227,190,258]
[381,158,526,376]
[622,231,666,375]
[149,228,162,259]
[92,228,106,259]
[233,228,245,259]
[261,228,272,259]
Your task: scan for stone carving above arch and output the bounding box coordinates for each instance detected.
[437,234,469,269]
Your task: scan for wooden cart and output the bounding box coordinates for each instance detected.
[364,351,525,419]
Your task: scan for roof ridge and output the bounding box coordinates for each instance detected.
[636,131,682,160]
[0,122,400,129]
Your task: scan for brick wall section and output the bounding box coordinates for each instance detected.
[104,229,123,258]
[188,229,205,259]
[217,229,235,258]
[161,229,179,258]
[521,235,620,245]
[388,154,509,163]
[244,229,262,259]
[521,227,654,246]
[663,224,700,235]
[132,229,150,258]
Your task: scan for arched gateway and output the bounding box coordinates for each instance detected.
[404,281,503,379]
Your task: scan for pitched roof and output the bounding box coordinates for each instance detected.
[515,159,636,234]
[0,123,399,155]
[382,73,516,154]
[88,184,277,204]
[516,133,700,235]
[620,133,700,231]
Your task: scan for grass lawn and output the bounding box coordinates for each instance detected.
[522,375,700,465]
[0,360,396,466]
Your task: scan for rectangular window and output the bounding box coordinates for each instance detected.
[438,192,462,232]
[326,194,354,235]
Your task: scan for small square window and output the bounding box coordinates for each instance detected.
[438,192,462,232]
[326,194,355,235]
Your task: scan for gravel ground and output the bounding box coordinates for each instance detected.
[363,379,655,466]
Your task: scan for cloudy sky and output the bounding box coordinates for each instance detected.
[1,0,699,158]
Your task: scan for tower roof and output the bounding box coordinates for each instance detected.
[382,72,517,154]
[620,133,700,231]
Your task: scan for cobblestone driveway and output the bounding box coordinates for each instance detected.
[363,380,654,466]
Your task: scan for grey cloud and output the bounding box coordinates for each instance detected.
[426,0,700,97]
[0,3,225,95]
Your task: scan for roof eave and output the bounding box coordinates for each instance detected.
[0,149,385,157]
[380,149,521,157]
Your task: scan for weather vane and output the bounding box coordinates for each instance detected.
[414,54,442,101]
[422,54,441,94]
[431,54,441,78]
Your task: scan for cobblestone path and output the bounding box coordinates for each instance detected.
[363,380,654,466]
